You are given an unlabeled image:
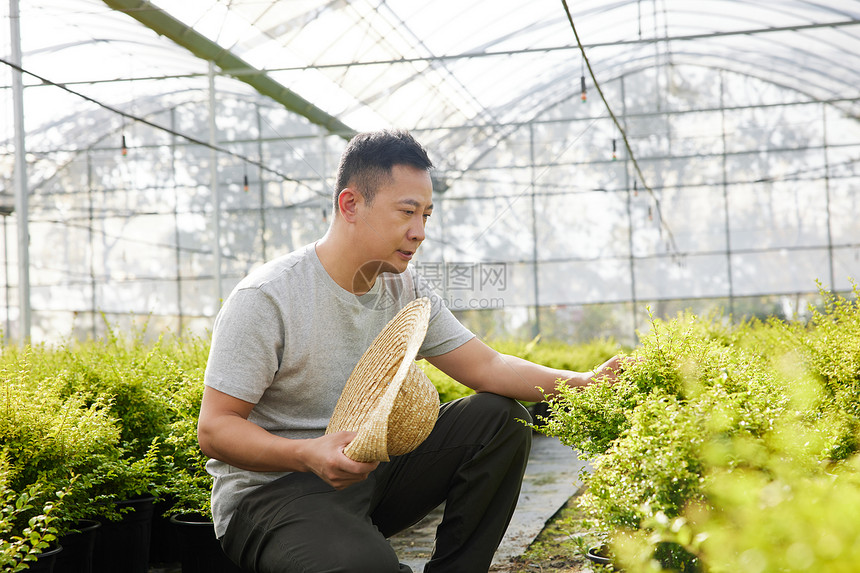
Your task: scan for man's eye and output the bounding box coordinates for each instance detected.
[423,214,431,221]
[404,210,414,216]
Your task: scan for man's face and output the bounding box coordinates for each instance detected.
[353,164,433,275]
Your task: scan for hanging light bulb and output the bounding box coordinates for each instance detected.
[121,134,128,157]
[580,75,587,103]
[243,173,249,193]
[612,139,617,161]
[633,180,639,197]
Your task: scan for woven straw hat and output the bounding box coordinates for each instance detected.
[326,297,440,462]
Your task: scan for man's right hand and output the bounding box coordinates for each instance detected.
[199,386,379,488]
[300,431,380,490]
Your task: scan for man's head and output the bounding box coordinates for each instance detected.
[334,129,434,210]
[320,129,434,292]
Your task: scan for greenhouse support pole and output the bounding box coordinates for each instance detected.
[10,0,31,343]
[86,151,97,340]
[170,108,184,333]
[620,75,639,338]
[821,103,836,291]
[209,61,222,305]
[718,72,735,319]
[529,123,540,338]
[3,217,9,336]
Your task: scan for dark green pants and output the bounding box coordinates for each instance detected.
[220,393,533,573]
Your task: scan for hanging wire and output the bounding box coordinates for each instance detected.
[560,0,680,255]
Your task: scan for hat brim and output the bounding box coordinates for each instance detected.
[326,297,439,462]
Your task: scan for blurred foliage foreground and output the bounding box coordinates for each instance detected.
[537,285,860,572]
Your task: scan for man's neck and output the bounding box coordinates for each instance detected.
[315,234,377,295]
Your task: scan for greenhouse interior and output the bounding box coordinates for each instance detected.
[2,0,859,346]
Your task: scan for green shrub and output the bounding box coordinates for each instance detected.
[779,286,860,460]
[615,413,860,573]
[156,367,212,519]
[48,334,174,459]
[0,327,214,539]
[582,395,706,529]
[537,285,860,572]
[0,456,67,572]
[0,358,159,529]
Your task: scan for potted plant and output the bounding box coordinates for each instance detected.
[0,366,120,529]
[157,378,241,573]
[0,349,161,573]
[0,458,67,573]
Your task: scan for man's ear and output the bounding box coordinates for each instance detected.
[337,188,362,223]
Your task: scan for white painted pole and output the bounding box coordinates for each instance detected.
[10,0,31,343]
[209,61,222,305]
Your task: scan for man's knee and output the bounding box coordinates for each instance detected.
[221,474,403,573]
[463,392,533,427]
[446,392,533,450]
[249,526,402,573]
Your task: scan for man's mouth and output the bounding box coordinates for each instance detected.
[397,250,414,260]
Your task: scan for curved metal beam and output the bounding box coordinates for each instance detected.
[100,0,356,140]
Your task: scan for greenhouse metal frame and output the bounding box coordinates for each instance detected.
[1,0,859,345]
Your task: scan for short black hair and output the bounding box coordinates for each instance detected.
[333,129,433,208]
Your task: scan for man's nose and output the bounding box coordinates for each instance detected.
[409,218,425,242]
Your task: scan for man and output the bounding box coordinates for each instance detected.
[198,129,623,572]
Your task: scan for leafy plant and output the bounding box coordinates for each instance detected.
[0,456,67,572]
[0,360,161,529]
[47,333,175,460]
[0,329,213,528]
[156,374,212,519]
[536,285,860,571]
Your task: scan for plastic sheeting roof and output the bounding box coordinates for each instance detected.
[6,0,860,143]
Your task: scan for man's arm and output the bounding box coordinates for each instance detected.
[197,386,378,489]
[426,337,623,401]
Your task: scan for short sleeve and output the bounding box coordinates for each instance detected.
[204,287,285,404]
[411,269,475,358]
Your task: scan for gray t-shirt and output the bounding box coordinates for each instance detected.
[204,243,474,537]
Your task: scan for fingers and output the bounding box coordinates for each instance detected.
[312,432,379,489]
[329,457,379,490]
[592,355,626,384]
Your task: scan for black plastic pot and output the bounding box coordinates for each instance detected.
[585,541,701,572]
[55,519,101,573]
[92,495,155,573]
[26,544,63,573]
[149,497,181,564]
[585,544,617,570]
[170,513,242,573]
